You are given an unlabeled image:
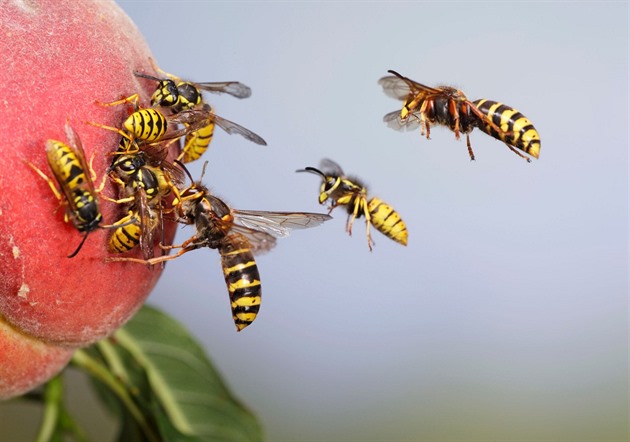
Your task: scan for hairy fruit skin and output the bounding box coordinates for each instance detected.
[0,0,174,398]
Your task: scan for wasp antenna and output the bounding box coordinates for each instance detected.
[387,69,404,78]
[173,159,196,184]
[200,160,209,182]
[67,231,90,258]
[296,166,326,177]
[133,71,162,82]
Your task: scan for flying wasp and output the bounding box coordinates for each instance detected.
[297,158,408,251]
[133,61,266,162]
[108,162,332,331]
[26,123,106,257]
[378,70,540,161]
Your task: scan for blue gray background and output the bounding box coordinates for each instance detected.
[118,2,628,440]
[5,2,627,441]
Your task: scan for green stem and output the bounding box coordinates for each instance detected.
[36,375,62,442]
[95,339,129,385]
[71,348,160,442]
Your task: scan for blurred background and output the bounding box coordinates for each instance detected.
[2,1,628,440]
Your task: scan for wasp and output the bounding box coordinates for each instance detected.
[106,149,183,260]
[379,70,539,161]
[133,61,266,162]
[108,163,332,331]
[133,58,252,113]
[26,124,103,257]
[297,158,408,251]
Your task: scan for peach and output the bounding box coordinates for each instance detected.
[0,0,173,398]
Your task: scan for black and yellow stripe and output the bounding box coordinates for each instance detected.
[473,99,541,159]
[181,122,215,163]
[46,140,89,192]
[109,211,141,253]
[220,234,262,332]
[367,198,408,246]
[122,108,168,142]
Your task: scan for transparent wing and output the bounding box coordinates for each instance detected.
[378,75,412,100]
[194,81,252,99]
[63,123,96,193]
[212,114,267,146]
[136,190,159,261]
[319,158,345,176]
[230,225,278,255]
[233,210,332,238]
[379,71,443,99]
[383,110,422,132]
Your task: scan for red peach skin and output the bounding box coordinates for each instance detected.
[0,0,174,399]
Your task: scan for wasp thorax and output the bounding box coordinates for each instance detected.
[175,83,202,111]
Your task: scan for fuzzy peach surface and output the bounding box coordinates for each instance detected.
[0,0,174,398]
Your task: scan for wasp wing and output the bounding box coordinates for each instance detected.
[319,158,345,176]
[383,110,423,132]
[135,190,158,261]
[212,114,267,146]
[232,210,332,238]
[63,123,96,194]
[378,75,413,100]
[194,81,252,99]
[229,225,278,255]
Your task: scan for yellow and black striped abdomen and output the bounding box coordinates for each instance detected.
[109,211,141,253]
[46,140,89,190]
[367,198,408,246]
[220,234,262,332]
[182,122,215,163]
[473,99,540,159]
[123,108,168,142]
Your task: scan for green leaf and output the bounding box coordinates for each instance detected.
[88,304,263,442]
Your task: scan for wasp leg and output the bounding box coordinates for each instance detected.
[361,199,374,252]
[506,144,532,163]
[466,134,476,161]
[148,56,182,83]
[86,121,135,144]
[468,103,513,138]
[449,98,461,140]
[345,198,363,237]
[25,161,63,202]
[419,100,431,139]
[95,94,140,109]
[106,245,192,266]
